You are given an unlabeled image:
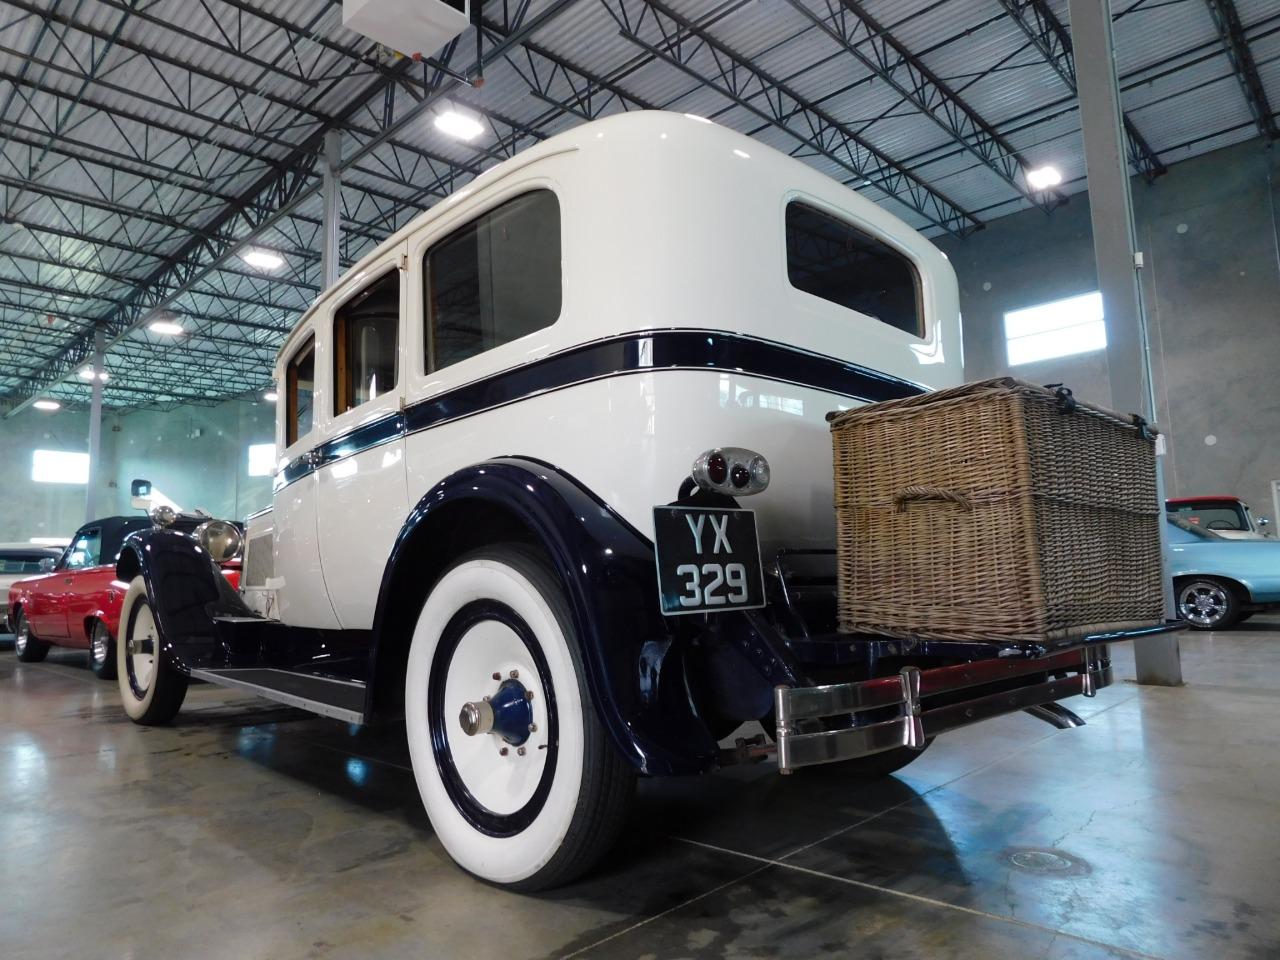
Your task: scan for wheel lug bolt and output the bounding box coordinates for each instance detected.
[509,669,519,679]
[524,690,534,701]
[491,672,501,681]
[499,747,509,757]
[528,723,537,732]
[517,747,526,756]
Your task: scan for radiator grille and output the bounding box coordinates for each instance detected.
[243,533,274,587]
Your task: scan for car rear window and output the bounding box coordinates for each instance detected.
[0,552,50,574]
[786,201,923,337]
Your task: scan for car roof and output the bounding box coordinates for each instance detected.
[0,543,64,554]
[1165,496,1242,505]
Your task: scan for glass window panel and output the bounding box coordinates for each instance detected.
[334,270,399,414]
[285,337,315,447]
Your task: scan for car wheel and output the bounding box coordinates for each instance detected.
[1176,577,1242,630]
[116,576,188,724]
[13,609,50,663]
[405,544,635,891]
[88,619,117,680]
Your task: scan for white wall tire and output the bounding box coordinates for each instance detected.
[405,545,634,891]
[116,576,189,724]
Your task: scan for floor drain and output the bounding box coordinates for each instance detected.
[1001,847,1090,876]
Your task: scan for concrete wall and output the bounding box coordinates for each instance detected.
[936,138,1280,524]
[0,398,275,543]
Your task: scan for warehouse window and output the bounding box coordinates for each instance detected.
[247,443,275,477]
[285,336,315,447]
[31,449,89,484]
[785,201,923,336]
[334,269,399,414]
[1004,291,1106,365]
[425,190,561,372]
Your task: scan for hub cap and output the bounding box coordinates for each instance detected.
[15,616,28,655]
[126,602,158,697]
[1178,582,1228,627]
[91,628,110,665]
[429,600,557,837]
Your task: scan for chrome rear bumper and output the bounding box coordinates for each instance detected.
[774,645,1110,773]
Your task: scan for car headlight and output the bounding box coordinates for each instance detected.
[195,519,244,563]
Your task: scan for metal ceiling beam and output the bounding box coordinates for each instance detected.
[1203,0,1278,140]
[607,0,981,237]
[785,0,1066,211]
[994,0,1167,181]
[1,0,582,414]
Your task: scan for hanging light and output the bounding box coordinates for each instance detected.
[434,109,484,141]
[149,319,184,336]
[1026,165,1063,190]
[33,399,60,411]
[241,248,285,271]
[78,366,109,382]
[263,390,279,402]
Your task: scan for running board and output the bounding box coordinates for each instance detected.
[189,667,366,724]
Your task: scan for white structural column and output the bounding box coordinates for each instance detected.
[85,324,105,522]
[1068,0,1182,685]
[321,129,343,290]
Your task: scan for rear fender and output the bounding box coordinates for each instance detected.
[368,457,722,775]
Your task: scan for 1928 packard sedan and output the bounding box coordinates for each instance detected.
[112,112,1174,890]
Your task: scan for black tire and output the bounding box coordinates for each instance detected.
[1237,612,1255,623]
[88,619,117,680]
[117,576,188,724]
[1176,577,1243,630]
[405,544,635,891]
[13,609,50,663]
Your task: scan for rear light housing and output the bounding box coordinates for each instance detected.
[691,447,770,496]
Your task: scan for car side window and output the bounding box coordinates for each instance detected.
[334,270,399,414]
[285,336,315,447]
[62,529,101,570]
[425,189,561,372]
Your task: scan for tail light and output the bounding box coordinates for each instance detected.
[691,447,770,496]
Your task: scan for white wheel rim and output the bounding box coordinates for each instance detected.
[1179,582,1227,627]
[129,603,158,693]
[15,618,27,654]
[441,619,549,815]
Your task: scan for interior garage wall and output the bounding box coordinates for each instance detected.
[0,398,274,543]
[936,137,1280,523]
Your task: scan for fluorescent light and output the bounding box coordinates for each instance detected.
[78,366,109,382]
[434,109,484,141]
[241,248,284,271]
[33,399,60,411]
[263,390,279,402]
[149,320,184,336]
[1026,165,1063,190]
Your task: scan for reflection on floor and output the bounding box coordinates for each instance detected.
[2,622,1278,959]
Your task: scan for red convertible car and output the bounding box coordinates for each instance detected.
[7,514,243,679]
[8,516,151,678]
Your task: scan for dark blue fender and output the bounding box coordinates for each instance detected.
[367,457,723,776]
[116,528,252,674]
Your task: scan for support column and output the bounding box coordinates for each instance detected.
[321,129,343,290]
[1068,0,1181,685]
[85,324,105,522]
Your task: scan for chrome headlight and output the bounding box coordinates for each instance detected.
[691,447,770,496]
[195,519,244,563]
[150,504,176,527]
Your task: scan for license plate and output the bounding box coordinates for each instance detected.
[653,506,766,615]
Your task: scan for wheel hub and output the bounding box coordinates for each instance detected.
[459,677,533,747]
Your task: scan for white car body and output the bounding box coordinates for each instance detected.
[244,111,961,627]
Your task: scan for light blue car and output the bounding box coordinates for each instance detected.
[1166,517,1280,629]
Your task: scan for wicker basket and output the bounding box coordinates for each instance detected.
[829,378,1163,644]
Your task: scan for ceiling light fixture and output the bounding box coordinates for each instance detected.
[33,399,60,411]
[434,109,484,141]
[1026,165,1063,190]
[78,366,109,382]
[263,390,279,402]
[241,248,285,271]
[149,320,184,336]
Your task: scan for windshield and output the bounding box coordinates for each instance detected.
[1167,515,1227,541]
[1167,501,1249,532]
[0,551,52,575]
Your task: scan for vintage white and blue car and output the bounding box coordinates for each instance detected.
[1167,517,1280,629]
[109,112,1176,890]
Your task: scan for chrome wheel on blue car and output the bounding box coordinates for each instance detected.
[1176,578,1241,630]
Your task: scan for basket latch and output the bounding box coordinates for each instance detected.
[1044,383,1078,414]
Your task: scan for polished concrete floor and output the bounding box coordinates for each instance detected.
[2,624,1278,960]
